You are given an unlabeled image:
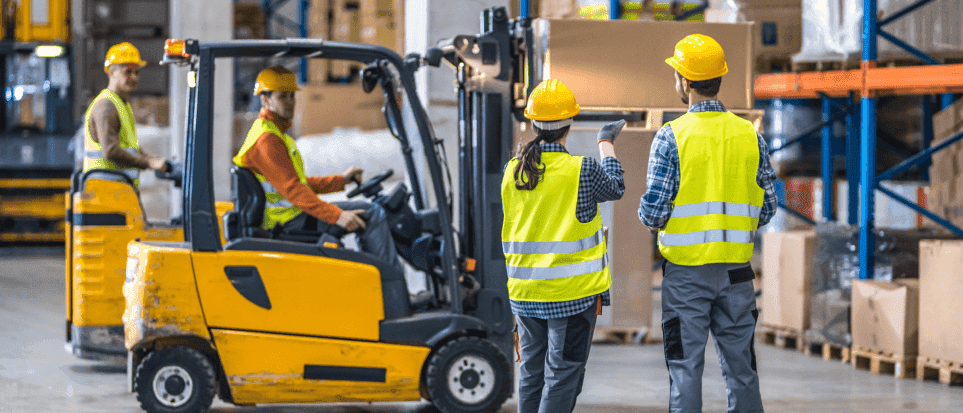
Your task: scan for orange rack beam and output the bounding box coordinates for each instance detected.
[754,63,963,99]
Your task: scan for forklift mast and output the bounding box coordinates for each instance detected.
[441,7,535,358]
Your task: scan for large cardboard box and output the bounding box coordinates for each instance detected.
[330,0,362,80]
[537,19,754,110]
[360,0,404,54]
[607,130,655,332]
[852,279,919,356]
[919,240,963,363]
[761,230,815,331]
[293,84,386,136]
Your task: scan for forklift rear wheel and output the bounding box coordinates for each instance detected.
[424,336,511,413]
[134,346,217,413]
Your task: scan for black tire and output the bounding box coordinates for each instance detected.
[134,346,217,413]
[424,336,512,413]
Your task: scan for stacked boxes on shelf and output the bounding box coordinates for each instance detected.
[928,99,963,229]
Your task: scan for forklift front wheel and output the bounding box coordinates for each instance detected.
[134,346,217,413]
[424,336,512,413]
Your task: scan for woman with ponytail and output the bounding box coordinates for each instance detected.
[501,79,626,413]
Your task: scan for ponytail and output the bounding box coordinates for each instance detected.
[513,126,570,190]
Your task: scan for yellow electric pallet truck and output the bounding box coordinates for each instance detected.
[122,11,527,410]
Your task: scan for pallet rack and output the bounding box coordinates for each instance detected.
[754,0,963,279]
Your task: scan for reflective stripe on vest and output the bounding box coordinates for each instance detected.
[506,254,607,280]
[502,228,604,255]
[82,89,141,188]
[670,201,762,219]
[233,117,309,229]
[659,229,755,247]
[658,111,765,266]
[501,152,611,303]
[84,148,140,158]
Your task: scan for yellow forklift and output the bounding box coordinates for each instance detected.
[64,164,232,361]
[122,13,525,409]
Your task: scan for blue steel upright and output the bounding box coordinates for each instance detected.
[859,0,878,280]
[846,93,859,225]
[520,0,530,18]
[822,96,833,222]
[610,0,619,19]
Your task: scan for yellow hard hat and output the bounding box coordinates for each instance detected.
[253,66,301,95]
[524,79,580,121]
[104,42,147,74]
[665,34,728,81]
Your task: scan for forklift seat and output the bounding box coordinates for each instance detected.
[224,166,272,241]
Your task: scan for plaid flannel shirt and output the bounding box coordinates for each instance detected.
[510,142,625,319]
[639,100,778,230]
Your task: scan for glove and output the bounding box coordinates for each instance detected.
[597,120,627,144]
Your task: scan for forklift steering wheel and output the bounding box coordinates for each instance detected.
[347,169,394,199]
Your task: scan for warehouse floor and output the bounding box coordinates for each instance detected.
[3,250,962,412]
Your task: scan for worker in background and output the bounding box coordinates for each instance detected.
[83,42,171,186]
[640,34,777,412]
[233,65,401,272]
[502,79,626,413]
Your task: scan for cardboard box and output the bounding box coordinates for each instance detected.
[537,19,754,110]
[129,96,170,127]
[330,0,362,80]
[360,0,405,54]
[919,240,963,363]
[742,5,801,62]
[852,279,919,357]
[607,130,655,331]
[308,0,331,83]
[539,0,578,19]
[760,230,815,331]
[234,3,266,39]
[293,84,386,136]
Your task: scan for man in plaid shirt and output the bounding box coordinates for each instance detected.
[639,34,777,413]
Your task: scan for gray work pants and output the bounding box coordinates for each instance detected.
[284,201,402,274]
[515,302,598,413]
[662,261,763,413]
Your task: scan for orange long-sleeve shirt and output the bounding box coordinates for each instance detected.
[241,109,345,224]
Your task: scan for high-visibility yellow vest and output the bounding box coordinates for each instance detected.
[501,152,611,303]
[83,89,141,187]
[658,111,765,266]
[233,118,308,230]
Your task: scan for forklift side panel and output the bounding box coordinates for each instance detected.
[123,242,210,350]
[192,250,385,341]
[212,329,428,404]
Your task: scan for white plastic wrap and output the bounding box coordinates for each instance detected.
[795,0,963,64]
[704,0,743,23]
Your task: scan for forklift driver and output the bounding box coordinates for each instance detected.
[83,42,172,188]
[233,66,403,273]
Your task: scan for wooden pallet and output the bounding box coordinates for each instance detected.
[594,326,647,345]
[851,346,916,379]
[803,341,851,363]
[917,356,963,386]
[755,324,804,352]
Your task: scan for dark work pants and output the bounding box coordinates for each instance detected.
[283,201,402,274]
[515,302,599,413]
[661,261,763,413]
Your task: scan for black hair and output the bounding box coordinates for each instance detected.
[513,125,570,190]
[690,77,722,98]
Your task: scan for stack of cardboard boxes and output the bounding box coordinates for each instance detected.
[760,231,816,334]
[234,3,266,39]
[928,98,963,228]
[294,0,403,136]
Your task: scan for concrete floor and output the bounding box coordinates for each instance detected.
[3,250,963,412]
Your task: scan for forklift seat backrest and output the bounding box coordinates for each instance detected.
[225,166,271,241]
